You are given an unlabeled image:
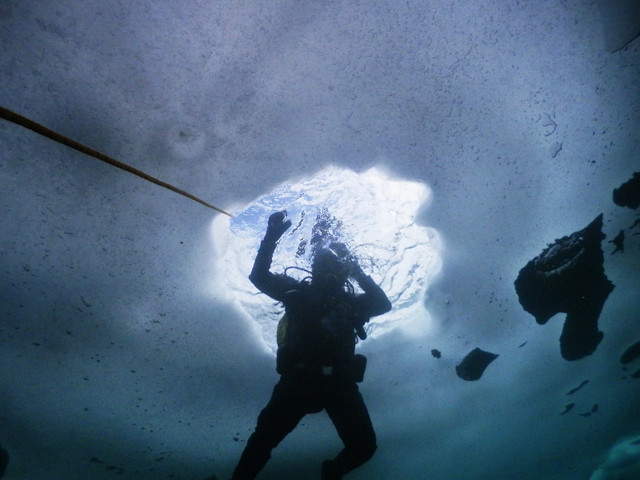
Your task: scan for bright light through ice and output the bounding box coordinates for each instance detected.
[210,166,442,353]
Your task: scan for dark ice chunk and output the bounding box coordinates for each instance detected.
[431,349,442,359]
[613,172,640,209]
[455,348,498,381]
[620,340,640,365]
[514,214,614,361]
[579,404,599,417]
[560,403,575,415]
[566,380,589,395]
[610,230,625,254]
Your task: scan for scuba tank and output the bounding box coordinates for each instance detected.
[275,287,368,381]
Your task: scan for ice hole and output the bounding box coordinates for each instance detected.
[210,166,442,353]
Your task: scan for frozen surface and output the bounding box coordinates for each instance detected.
[1,1,639,479]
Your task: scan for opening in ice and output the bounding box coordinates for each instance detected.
[211,166,442,353]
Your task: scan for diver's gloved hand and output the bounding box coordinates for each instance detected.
[342,252,364,278]
[330,241,364,278]
[346,256,365,279]
[264,211,291,243]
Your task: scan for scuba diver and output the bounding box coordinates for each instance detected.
[229,211,391,480]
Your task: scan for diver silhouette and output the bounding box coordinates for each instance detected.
[228,211,391,480]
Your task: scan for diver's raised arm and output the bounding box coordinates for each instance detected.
[347,257,392,318]
[249,211,293,301]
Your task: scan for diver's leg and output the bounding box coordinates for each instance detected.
[231,377,306,480]
[323,380,377,478]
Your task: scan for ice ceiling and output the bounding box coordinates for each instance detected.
[1,1,639,480]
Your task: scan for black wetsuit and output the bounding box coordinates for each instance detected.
[231,238,391,480]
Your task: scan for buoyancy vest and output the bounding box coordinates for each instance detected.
[276,284,360,373]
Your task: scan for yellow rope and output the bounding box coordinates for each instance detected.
[0,106,233,217]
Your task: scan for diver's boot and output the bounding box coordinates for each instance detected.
[321,460,344,480]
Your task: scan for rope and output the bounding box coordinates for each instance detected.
[0,106,233,217]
